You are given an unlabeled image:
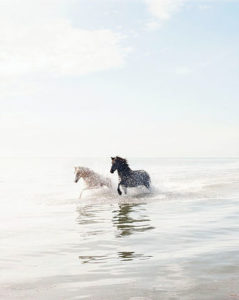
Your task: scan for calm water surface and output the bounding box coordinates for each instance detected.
[1,157,239,299]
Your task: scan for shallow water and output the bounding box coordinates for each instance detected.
[1,157,239,300]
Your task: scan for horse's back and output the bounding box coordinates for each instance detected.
[128,169,151,187]
[134,170,150,179]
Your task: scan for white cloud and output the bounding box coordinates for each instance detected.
[145,20,162,31]
[175,66,193,75]
[144,0,235,21]
[0,21,127,78]
[198,4,211,10]
[144,0,187,20]
[0,0,128,81]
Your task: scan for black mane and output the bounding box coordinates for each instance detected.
[115,156,131,174]
[116,156,129,167]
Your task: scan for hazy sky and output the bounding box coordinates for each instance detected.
[1,0,239,157]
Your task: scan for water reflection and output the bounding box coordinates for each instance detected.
[75,204,107,237]
[76,202,154,265]
[78,255,108,264]
[112,203,155,238]
[118,251,152,261]
[78,252,152,264]
[76,205,101,225]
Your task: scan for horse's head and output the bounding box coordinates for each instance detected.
[110,157,117,173]
[110,156,128,173]
[74,167,81,182]
[74,167,87,183]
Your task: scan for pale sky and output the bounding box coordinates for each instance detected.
[0,0,239,157]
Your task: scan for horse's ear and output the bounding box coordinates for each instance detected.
[111,157,115,160]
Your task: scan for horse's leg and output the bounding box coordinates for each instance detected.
[79,188,87,199]
[117,183,122,195]
[123,186,127,195]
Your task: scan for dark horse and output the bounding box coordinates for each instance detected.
[110,156,151,195]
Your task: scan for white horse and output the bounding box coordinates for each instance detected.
[74,167,112,198]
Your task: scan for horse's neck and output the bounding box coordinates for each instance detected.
[117,165,131,178]
[83,171,100,186]
[82,171,94,181]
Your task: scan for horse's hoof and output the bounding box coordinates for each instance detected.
[118,190,122,196]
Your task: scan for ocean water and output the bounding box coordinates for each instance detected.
[1,157,239,300]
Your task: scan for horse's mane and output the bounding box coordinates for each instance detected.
[75,167,94,175]
[115,156,129,167]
